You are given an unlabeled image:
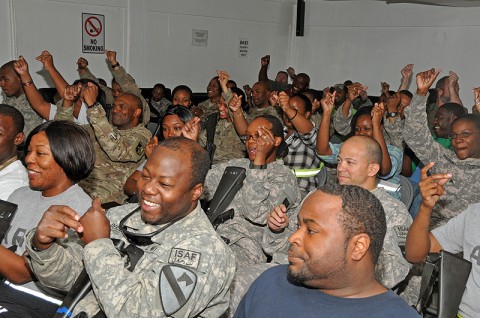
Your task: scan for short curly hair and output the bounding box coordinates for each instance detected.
[318,183,386,264]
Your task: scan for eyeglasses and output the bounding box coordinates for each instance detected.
[240,134,260,142]
[449,131,480,140]
[119,207,183,246]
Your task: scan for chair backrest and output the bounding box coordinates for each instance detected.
[399,175,414,210]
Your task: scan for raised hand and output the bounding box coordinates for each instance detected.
[320,91,336,114]
[145,136,159,158]
[78,198,110,245]
[269,91,279,107]
[33,205,84,250]
[229,93,243,113]
[13,56,30,78]
[254,126,276,164]
[181,117,200,141]
[418,162,452,209]
[63,84,82,102]
[348,82,368,101]
[267,205,289,233]
[416,68,442,96]
[401,64,414,80]
[77,57,89,69]
[243,85,252,97]
[473,87,480,114]
[35,50,55,70]
[371,102,385,126]
[105,50,118,66]
[82,82,99,106]
[261,55,270,67]
[380,82,390,96]
[386,92,401,113]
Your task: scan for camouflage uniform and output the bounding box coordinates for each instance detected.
[245,105,282,123]
[25,203,236,318]
[3,93,43,137]
[198,119,246,165]
[55,103,151,204]
[203,158,302,268]
[149,97,172,119]
[80,67,150,125]
[404,94,480,228]
[262,188,412,288]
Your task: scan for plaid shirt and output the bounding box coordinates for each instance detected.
[284,126,323,196]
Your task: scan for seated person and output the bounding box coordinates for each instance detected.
[14,55,105,125]
[56,84,151,205]
[317,91,402,198]
[229,136,412,315]
[124,105,193,197]
[0,120,94,317]
[187,96,246,165]
[172,85,193,108]
[403,68,480,228]
[148,83,172,118]
[405,162,478,318]
[77,50,150,124]
[24,137,235,317]
[235,184,419,318]
[0,60,43,136]
[202,115,302,268]
[0,104,27,200]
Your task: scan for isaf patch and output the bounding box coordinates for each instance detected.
[169,248,201,270]
[159,265,197,315]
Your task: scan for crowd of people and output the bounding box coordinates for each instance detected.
[0,49,479,317]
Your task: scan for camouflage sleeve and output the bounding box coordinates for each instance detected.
[383,117,405,150]
[80,68,114,105]
[221,89,233,105]
[25,228,84,292]
[239,166,301,225]
[87,103,152,162]
[403,94,452,169]
[83,236,235,317]
[332,104,353,136]
[198,128,207,148]
[54,102,75,121]
[262,205,299,256]
[112,66,150,124]
[375,201,413,288]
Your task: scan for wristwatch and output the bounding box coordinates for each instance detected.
[387,112,398,118]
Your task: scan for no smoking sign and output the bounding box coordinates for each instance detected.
[82,13,105,53]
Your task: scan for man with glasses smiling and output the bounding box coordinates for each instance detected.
[24,137,235,317]
[404,68,480,229]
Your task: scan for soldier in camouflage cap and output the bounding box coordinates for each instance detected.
[25,137,236,317]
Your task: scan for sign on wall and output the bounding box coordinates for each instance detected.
[82,13,105,54]
[238,38,249,58]
[191,29,208,47]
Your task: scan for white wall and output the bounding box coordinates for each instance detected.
[2,0,480,105]
[0,0,293,97]
[294,0,480,105]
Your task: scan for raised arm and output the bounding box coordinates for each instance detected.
[13,56,52,120]
[405,163,450,263]
[473,87,480,115]
[36,50,69,99]
[316,91,335,155]
[447,71,463,106]
[229,93,249,135]
[278,92,313,134]
[258,55,270,82]
[398,64,414,92]
[371,102,392,176]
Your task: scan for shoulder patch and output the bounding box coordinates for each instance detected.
[394,226,409,240]
[159,265,197,315]
[168,248,201,270]
[136,142,145,156]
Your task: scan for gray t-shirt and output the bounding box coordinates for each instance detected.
[4,184,91,299]
[432,203,480,318]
